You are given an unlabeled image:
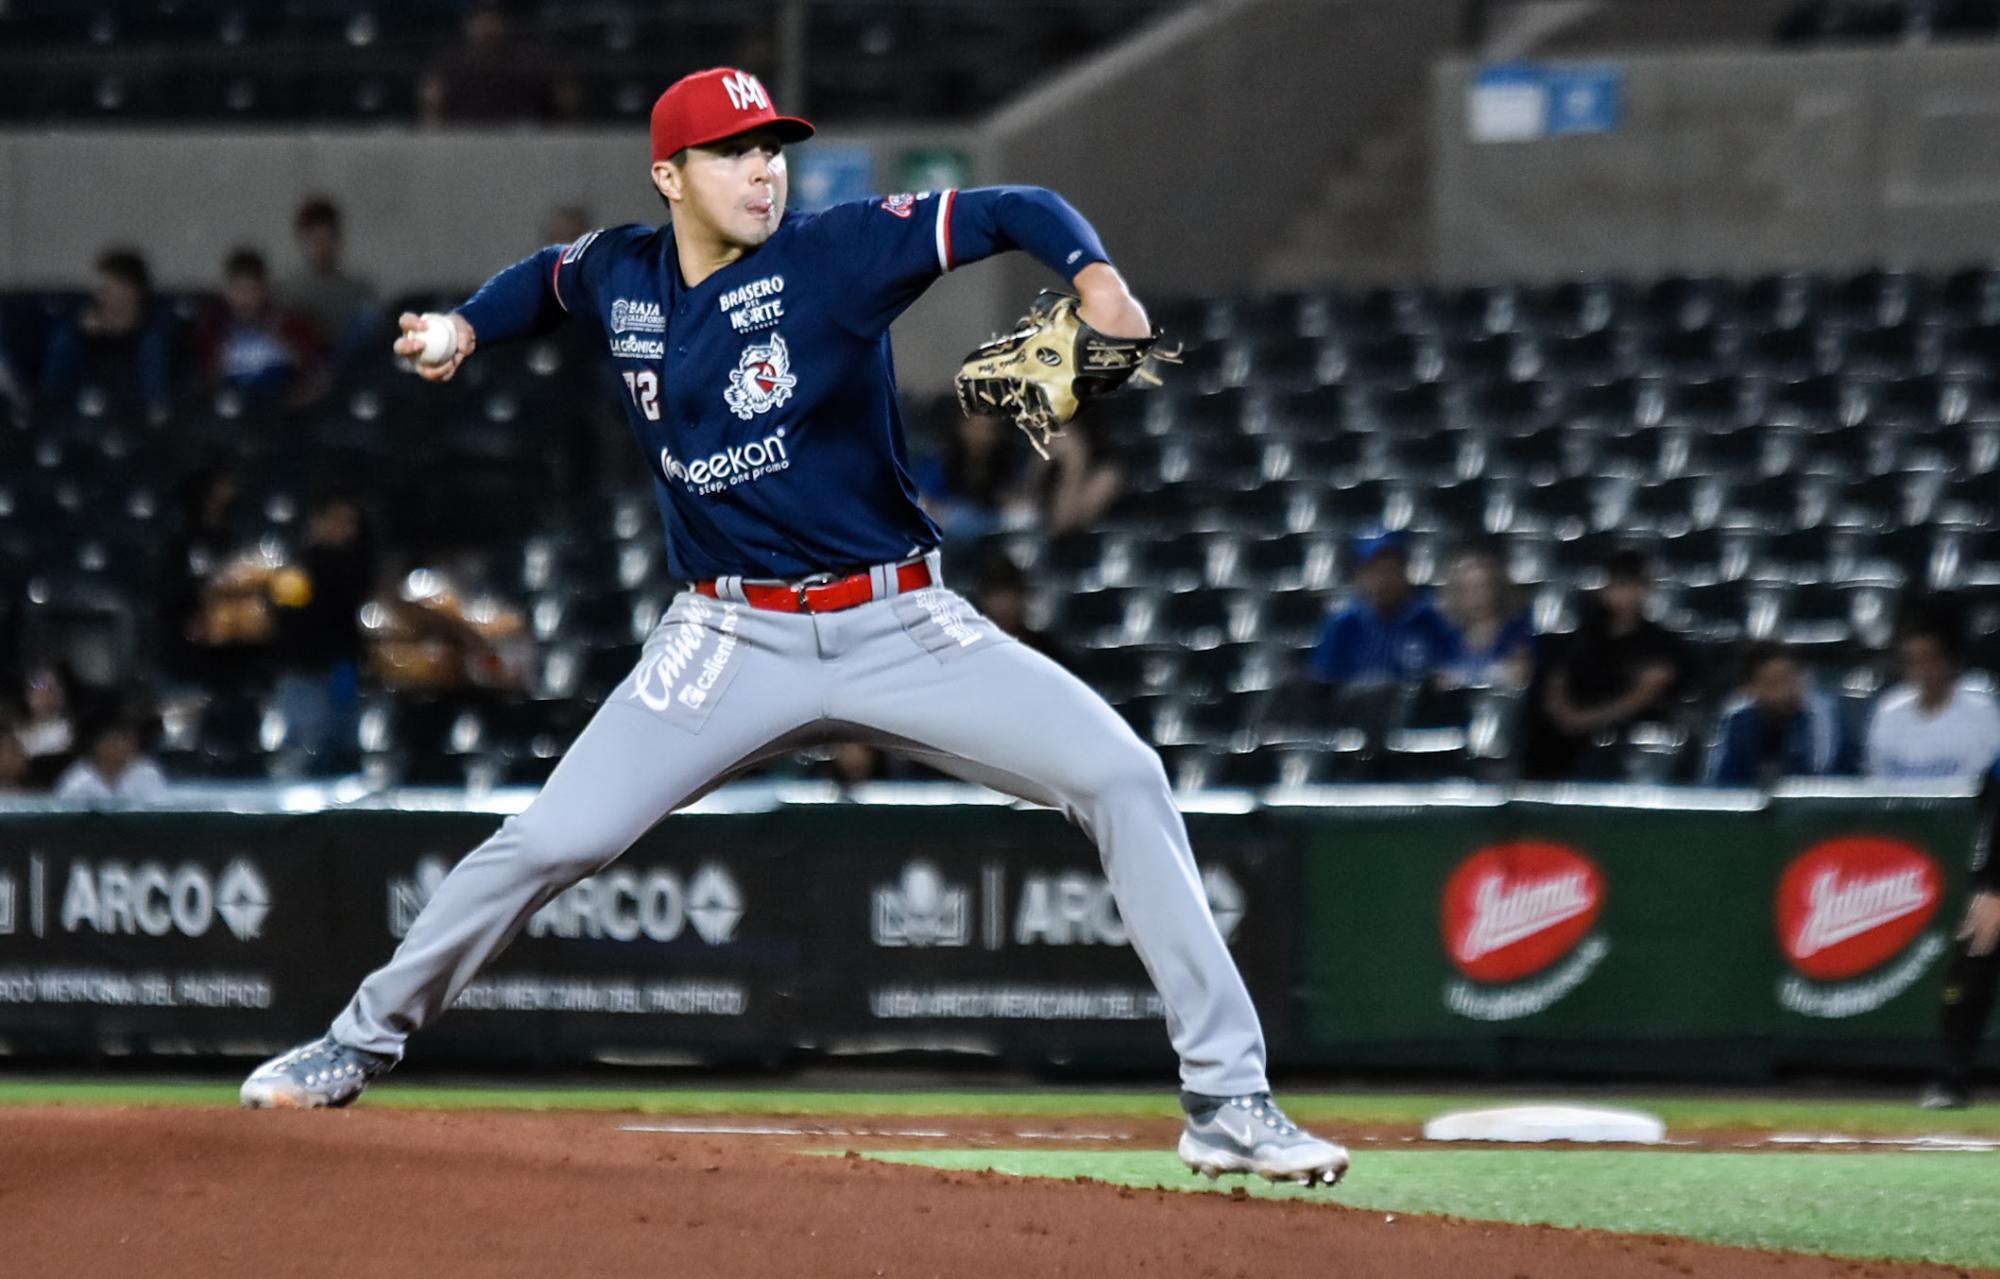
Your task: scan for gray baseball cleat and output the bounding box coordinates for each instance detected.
[1178,1092,1350,1187]
[240,1034,395,1110]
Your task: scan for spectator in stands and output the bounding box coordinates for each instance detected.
[198,247,324,404]
[54,705,167,802]
[268,489,377,765]
[1517,549,1686,781]
[158,465,249,692]
[916,410,1031,540]
[0,342,22,413]
[817,741,894,793]
[1704,642,1848,787]
[417,0,550,126]
[1437,548,1534,689]
[969,551,1066,666]
[12,662,78,780]
[1036,418,1127,536]
[542,204,593,248]
[1307,530,1457,691]
[278,196,379,365]
[1865,600,2000,781]
[41,247,176,408]
[0,724,29,793]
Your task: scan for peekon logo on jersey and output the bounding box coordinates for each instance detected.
[659,429,792,496]
[724,333,798,420]
[611,298,666,334]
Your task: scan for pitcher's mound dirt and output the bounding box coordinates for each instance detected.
[0,1107,1984,1279]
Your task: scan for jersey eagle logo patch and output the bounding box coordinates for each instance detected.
[724,333,797,421]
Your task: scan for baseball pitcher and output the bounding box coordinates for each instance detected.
[241,66,1348,1188]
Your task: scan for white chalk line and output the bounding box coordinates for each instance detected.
[1757,1132,2000,1152]
[619,1120,1125,1141]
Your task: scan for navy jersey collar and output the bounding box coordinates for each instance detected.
[661,211,800,294]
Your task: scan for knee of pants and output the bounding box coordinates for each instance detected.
[498,809,629,884]
[1072,738,1174,813]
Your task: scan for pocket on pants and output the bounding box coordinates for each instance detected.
[889,587,1011,664]
[615,593,749,732]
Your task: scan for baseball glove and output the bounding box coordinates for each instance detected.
[955,291,1179,458]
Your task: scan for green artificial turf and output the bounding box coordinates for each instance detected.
[862,1147,2000,1269]
[1,1081,1998,1135]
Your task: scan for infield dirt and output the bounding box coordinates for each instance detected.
[0,1107,1987,1279]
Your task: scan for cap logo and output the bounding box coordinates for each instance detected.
[721,71,770,112]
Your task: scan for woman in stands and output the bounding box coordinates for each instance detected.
[1437,547,1534,689]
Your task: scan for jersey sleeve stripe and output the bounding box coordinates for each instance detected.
[551,254,568,313]
[935,188,957,273]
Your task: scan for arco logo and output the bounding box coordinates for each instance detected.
[1777,837,1940,981]
[1441,841,1603,984]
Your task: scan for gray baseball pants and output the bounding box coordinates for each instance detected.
[331,565,1269,1097]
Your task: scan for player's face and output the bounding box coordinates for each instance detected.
[664,128,789,249]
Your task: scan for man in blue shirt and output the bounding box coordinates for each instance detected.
[1307,530,1458,689]
[239,66,1347,1187]
[1703,641,1848,787]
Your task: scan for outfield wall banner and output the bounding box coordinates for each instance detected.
[308,812,799,1065]
[803,809,1292,1069]
[1292,792,1980,1073]
[0,795,1989,1073]
[0,808,1293,1069]
[0,813,338,1056]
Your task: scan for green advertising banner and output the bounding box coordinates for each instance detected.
[1762,793,1970,1063]
[1290,793,1983,1077]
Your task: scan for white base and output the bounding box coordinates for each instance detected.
[1422,1104,1666,1144]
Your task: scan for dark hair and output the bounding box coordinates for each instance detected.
[1738,640,1795,683]
[973,550,1028,597]
[1602,548,1650,582]
[175,464,239,527]
[652,153,689,215]
[307,485,361,519]
[223,247,268,281]
[294,195,341,233]
[77,692,159,752]
[95,247,151,296]
[1897,591,1967,661]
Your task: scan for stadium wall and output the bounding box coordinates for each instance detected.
[1433,42,2000,281]
[982,0,1456,302]
[0,788,1987,1079]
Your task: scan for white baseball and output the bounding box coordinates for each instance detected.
[416,313,457,365]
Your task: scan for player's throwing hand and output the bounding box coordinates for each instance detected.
[393,310,476,382]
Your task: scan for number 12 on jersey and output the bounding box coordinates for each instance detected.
[623,370,661,421]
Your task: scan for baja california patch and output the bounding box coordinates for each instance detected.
[723,333,798,421]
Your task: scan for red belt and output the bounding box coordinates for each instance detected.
[694,560,933,614]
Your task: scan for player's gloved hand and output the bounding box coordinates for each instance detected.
[955,289,1179,460]
[393,310,477,382]
[1961,889,2000,957]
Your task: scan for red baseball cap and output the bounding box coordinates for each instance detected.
[650,68,815,164]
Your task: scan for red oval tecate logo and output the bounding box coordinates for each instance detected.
[1777,837,1941,981]
[1442,841,1604,983]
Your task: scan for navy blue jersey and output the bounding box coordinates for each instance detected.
[457,186,1109,581]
